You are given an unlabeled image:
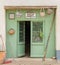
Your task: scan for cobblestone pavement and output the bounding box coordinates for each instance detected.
[2,58,60,65]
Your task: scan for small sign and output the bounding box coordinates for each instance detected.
[26,12,36,18]
[9,13,15,20]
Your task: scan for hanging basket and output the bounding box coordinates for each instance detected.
[8,28,15,35]
[40,8,45,17]
[0,51,6,64]
[47,8,53,15]
[40,12,45,17]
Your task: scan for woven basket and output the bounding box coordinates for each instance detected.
[47,8,53,15]
[8,28,15,35]
[40,12,45,17]
[0,51,5,64]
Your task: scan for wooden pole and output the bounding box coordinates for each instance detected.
[42,9,56,61]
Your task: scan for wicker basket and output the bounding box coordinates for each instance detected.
[47,8,53,15]
[8,28,15,35]
[0,51,5,64]
[40,12,45,17]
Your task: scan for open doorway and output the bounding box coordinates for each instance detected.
[18,21,30,57]
[25,21,30,57]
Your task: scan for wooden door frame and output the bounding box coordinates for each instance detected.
[4,6,57,10]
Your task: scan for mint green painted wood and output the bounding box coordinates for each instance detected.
[44,12,56,58]
[31,45,44,57]
[6,9,56,58]
[6,10,17,58]
[30,21,45,57]
[17,22,25,57]
[17,44,25,56]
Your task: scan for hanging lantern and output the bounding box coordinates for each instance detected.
[47,8,53,15]
[40,8,45,17]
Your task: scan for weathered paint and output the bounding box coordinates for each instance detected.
[17,21,25,57]
[6,9,56,58]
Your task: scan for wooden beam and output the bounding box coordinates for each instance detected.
[4,6,57,10]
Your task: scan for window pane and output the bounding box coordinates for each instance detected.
[19,22,25,42]
[32,22,43,42]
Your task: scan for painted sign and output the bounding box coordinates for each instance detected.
[9,13,15,19]
[26,12,36,18]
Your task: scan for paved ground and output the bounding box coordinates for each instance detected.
[2,58,60,65]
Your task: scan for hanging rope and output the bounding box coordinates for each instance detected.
[0,35,5,51]
[42,9,56,61]
[0,35,6,64]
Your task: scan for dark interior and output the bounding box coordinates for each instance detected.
[25,21,30,57]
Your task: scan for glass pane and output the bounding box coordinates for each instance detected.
[32,22,43,42]
[19,22,25,42]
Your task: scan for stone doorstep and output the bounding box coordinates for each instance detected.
[2,58,60,65]
[5,58,57,62]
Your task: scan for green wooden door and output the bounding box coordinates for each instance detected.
[30,11,55,58]
[31,21,44,57]
[17,21,25,57]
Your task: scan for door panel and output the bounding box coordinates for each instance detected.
[17,44,25,56]
[31,21,44,57]
[17,21,25,57]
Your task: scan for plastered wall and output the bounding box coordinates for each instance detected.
[0,0,60,51]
